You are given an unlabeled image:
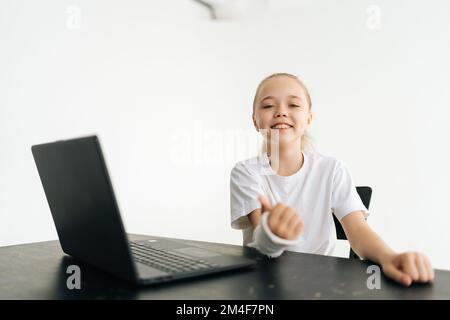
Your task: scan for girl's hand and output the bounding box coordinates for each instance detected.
[381,252,435,286]
[258,196,304,240]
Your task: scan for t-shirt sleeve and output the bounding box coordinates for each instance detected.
[230,163,264,230]
[331,160,370,222]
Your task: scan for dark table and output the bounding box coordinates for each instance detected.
[1,234,449,299]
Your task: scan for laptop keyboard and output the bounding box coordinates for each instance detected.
[130,241,220,274]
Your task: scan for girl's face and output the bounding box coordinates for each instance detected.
[253,76,313,147]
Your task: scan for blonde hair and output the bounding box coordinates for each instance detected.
[252,73,314,152]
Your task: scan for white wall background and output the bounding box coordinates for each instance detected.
[1,0,450,270]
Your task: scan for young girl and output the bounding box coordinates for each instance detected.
[230,73,434,287]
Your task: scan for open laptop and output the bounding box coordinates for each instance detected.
[31,135,255,285]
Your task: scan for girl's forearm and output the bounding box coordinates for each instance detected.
[350,225,397,265]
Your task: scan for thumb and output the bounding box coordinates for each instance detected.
[383,264,413,287]
[258,195,272,214]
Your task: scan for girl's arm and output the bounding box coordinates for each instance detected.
[341,211,434,286]
[248,208,261,227]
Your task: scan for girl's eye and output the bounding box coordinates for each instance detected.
[289,104,301,108]
[262,105,273,109]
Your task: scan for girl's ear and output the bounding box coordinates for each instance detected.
[307,112,313,127]
[252,116,259,131]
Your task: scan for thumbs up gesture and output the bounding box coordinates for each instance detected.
[258,196,304,241]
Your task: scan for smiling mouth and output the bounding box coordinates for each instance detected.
[271,124,293,129]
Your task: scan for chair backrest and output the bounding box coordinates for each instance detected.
[333,186,372,259]
[333,186,372,241]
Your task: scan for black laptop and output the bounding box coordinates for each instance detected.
[31,135,255,285]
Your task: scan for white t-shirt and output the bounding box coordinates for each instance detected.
[230,151,369,256]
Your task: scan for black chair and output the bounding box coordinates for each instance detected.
[333,186,372,259]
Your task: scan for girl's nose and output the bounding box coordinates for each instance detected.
[274,109,288,118]
[274,104,289,118]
